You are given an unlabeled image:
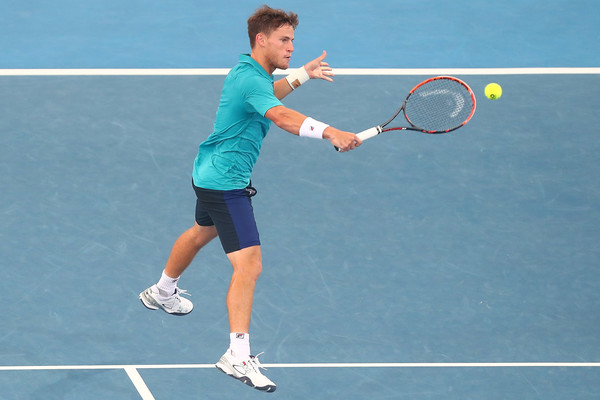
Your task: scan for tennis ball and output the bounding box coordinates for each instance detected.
[485,83,502,100]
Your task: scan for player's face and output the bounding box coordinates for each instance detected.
[264,24,295,70]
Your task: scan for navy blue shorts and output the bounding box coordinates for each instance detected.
[193,182,260,254]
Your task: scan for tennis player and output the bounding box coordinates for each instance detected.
[139,5,361,392]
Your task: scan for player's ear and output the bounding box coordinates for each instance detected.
[256,32,265,47]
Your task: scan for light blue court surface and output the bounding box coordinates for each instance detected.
[1,1,599,399]
[1,0,600,68]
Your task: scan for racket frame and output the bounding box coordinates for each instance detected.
[341,76,477,150]
[355,76,476,142]
[385,75,476,134]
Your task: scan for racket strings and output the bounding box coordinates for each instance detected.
[404,78,475,132]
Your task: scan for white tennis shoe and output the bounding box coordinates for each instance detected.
[215,350,276,392]
[139,284,193,315]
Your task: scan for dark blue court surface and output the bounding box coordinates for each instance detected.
[1,1,599,399]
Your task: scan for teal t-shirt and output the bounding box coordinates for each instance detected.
[192,54,284,190]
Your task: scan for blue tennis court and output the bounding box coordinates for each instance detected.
[1,1,599,399]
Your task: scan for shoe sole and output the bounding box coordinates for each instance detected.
[215,363,276,393]
[138,292,192,316]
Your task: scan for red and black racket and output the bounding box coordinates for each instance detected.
[339,76,476,150]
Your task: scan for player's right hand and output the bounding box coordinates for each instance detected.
[324,128,362,152]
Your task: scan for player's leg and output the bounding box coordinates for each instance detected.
[209,190,275,392]
[225,245,262,336]
[139,223,217,315]
[139,182,218,315]
[208,190,262,358]
[216,246,275,392]
[164,223,218,279]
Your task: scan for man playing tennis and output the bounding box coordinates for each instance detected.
[140,5,360,392]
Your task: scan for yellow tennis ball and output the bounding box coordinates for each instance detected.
[485,83,502,100]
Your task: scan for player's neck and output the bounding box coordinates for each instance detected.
[250,51,275,75]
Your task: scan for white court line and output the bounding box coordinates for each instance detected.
[124,367,156,400]
[1,362,599,371]
[0,67,599,76]
[3,363,597,400]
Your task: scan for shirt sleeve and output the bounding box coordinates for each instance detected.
[243,75,283,116]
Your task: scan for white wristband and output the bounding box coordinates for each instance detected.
[285,66,310,90]
[299,117,329,139]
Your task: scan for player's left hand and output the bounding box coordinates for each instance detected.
[304,51,334,82]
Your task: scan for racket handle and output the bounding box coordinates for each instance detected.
[334,126,382,152]
[357,126,382,140]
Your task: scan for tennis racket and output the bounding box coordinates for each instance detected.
[337,76,476,151]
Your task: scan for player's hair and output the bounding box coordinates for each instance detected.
[247,5,299,48]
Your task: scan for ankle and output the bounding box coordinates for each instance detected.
[229,332,250,359]
[156,271,180,297]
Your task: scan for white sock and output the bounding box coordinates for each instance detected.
[156,271,179,298]
[229,332,250,360]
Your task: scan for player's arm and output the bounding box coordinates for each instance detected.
[273,51,334,100]
[273,78,294,100]
[265,105,361,152]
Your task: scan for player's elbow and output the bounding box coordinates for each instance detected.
[265,105,295,131]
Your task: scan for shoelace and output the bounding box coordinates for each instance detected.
[173,288,191,298]
[167,288,191,308]
[248,352,268,371]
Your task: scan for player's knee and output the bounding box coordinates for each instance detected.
[245,259,263,281]
[190,224,217,248]
[228,245,262,280]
